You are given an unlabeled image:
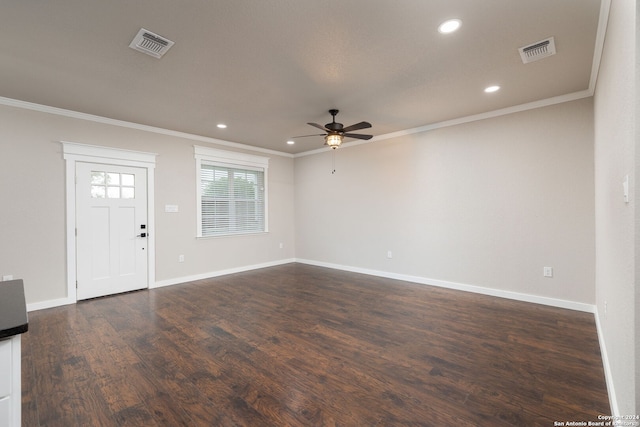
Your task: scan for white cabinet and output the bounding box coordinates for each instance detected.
[0,396,10,426]
[0,339,11,396]
[0,335,21,427]
[0,279,28,427]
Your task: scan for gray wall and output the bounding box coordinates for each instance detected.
[295,98,595,305]
[0,104,295,304]
[593,0,637,414]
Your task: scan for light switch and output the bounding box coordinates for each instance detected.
[623,175,629,203]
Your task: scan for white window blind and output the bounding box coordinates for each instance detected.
[195,146,269,237]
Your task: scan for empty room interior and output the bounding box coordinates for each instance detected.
[0,0,638,425]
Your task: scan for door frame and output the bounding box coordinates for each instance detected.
[62,141,157,303]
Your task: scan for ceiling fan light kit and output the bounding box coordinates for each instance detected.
[325,133,343,149]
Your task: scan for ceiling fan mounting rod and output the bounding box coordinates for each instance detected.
[326,109,343,132]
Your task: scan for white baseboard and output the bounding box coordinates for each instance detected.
[26,259,297,311]
[26,260,595,315]
[594,306,618,416]
[295,258,596,313]
[151,258,296,289]
[27,297,75,312]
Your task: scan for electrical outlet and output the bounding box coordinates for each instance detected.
[2,275,13,281]
[178,255,185,263]
[387,251,393,259]
[543,267,553,278]
[279,243,284,249]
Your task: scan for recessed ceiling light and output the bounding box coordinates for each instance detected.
[438,19,461,34]
[484,85,501,93]
[217,123,227,129]
[286,140,295,145]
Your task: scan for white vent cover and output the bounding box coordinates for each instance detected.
[518,37,556,64]
[129,28,174,58]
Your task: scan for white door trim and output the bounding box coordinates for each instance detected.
[62,141,157,303]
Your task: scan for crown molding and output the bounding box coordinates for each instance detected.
[0,96,294,159]
[589,0,611,94]
[294,89,594,158]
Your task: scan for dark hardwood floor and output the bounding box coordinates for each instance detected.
[22,263,610,426]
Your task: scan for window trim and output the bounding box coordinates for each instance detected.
[194,146,269,238]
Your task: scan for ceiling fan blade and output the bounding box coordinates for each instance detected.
[341,121,372,133]
[343,133,373,140]
[291,133,326,138]
[307,122,328,131]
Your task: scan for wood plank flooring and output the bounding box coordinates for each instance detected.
[22,263,610,426]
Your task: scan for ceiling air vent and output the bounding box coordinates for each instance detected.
[518,37,556,64]
[129,28,174,59]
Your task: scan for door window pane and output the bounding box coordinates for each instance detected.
[107,173,120,185]
[91,171,136,199]
[91,172,105,185]
[91,185,106,198]
[121,187,135,199]
[107,187,120,198]
[121,174,135,186]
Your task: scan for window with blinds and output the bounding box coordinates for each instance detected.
[195,146,269,238]
[200,164,265,236]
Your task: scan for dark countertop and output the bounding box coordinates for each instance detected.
[0,279,28,340]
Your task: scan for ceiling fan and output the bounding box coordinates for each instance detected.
[295,109,373,149]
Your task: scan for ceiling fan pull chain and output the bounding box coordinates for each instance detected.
[331,149,336,174]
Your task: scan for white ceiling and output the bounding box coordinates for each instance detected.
[0,0,604,155]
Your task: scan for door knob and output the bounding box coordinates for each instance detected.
[136,233,147,238]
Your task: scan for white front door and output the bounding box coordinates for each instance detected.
[75,162,148,300]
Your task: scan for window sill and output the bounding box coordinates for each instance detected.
[196,231,270,240]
